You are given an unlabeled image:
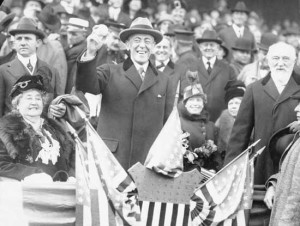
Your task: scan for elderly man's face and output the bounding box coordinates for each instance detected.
[267,43,296,76]
[154,38,172,62]
[198,42,219,59]
[127,34,155,65]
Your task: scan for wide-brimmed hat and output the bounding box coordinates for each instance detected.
[0,11,16,32]
[9,16,45,39]
[231,1,249,14]
[10,74,45,98]
[196,29,222,44]
[119,17,163,43]
[66,17,89,32]
[37,5,61,33]
[257,32,278,51]
[232,37,254,52]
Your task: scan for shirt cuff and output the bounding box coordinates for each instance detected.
[80,51,96,62]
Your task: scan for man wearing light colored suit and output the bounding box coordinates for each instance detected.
[76,18,174,170]
[0,17,62,117]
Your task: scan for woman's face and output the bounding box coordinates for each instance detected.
[228,97,242,117]
[185,96,204,115]
[17,90,43,118]
[294,102,300,121]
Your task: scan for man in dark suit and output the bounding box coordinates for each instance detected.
[218,1,255,61]
[76,17,174,170]
[224,42,300,225]
[0,17,62,117]
[193,29,237,122]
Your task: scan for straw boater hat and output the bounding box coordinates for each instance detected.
[66,18,89,32]
[119,17,163,43]
[37,5,61,33]
[196,29,222,44]
[0,11,16,32]
[9,16,45,39]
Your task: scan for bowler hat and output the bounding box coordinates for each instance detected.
[224,80,246,104]
[257,32,278,51]
[232,37,254,52]
[0,11,16,32]
[174,29,194,43]
[9,16,45,39]
[105,19,127,33]
[119,17,163,43]
[23,0,45,9]
[196,29,222,44]
[231,1,249,14]
[10,74,45,98]
[37,5,61,33]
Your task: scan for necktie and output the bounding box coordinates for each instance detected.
[156,62,165,71]
[27,60,33,73]
[207,61,212,75]
[138,67,145,81]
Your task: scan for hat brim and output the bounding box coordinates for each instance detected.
[231,9,250,14]
[119,28,163,43]
[9,29,45,39]
[231,47,254,52]
[37,14,61,33]
[256,43,268,51]
[196,38,222,44]
[0,13,16,32]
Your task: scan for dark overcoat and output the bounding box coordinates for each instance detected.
[0,57,61,117]
[224,72,300,185]
[219,26,256,61]
[190,58,237,122]
[0,112,74,181]
[76,56,174,170]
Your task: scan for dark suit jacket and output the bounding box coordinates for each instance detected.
[0,57,61,116]
[219,26,256,61]
[76,56,174,170]
[224,72,300,184]
[190,58,237,122]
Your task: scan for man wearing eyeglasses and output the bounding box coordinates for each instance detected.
[75,17,174,170]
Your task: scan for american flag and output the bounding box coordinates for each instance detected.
[190,149,254,226]
[144,108,185,178]
[85,120,141,226]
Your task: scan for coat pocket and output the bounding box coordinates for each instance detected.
[102,138,119,153]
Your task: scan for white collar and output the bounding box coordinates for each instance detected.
[156,59,169,67]
[132,60,149,73]
[232,24,244,36]
[202,56,216,68]
[17,53,37,74]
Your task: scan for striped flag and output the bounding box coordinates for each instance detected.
[190,149,254,226]
[144,108,185,178]
[85,120,141,225]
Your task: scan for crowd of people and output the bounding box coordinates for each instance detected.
[0,0,300,225]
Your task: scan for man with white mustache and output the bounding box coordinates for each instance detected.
[75,17,174,170]
[224,42,300,225]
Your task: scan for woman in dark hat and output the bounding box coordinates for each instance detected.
[0,71,74,182]
[264,96,300,225]
[179,70,220,172]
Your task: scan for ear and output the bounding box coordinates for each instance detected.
[125,40,131,51]
[36,38,42,48]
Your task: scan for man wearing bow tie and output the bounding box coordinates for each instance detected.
[76,17,174,170]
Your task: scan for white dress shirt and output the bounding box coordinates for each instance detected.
[202,56,216,70]
[232,24,245,38]
[17,53,37,75]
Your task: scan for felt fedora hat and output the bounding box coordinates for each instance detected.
[119,17,163,43]
[9,16,45,39]
[196,29,222,44]
[257,32,278,51]
[37,5,61,33]
[105,19,127,33]
[232,37,254,52]
[0,11,16,32]
[231,1,249,14]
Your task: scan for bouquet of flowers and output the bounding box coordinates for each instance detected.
[184,140,218,169]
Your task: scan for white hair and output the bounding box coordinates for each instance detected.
[267,41,296,61]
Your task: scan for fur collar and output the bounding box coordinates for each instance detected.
[0,112,73,162]
[122,57,159,75]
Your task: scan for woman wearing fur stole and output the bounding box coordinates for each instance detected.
[0,73,74,182]
[215,80,245,163]
[179,71,220,172]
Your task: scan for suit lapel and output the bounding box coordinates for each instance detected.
[138,63,158,95]
[124,65,143,90]
[207,60,222,84]
[276,74,300,105]
[199,59,209,80]
[6,58,28,79]
[263,76,280,101]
